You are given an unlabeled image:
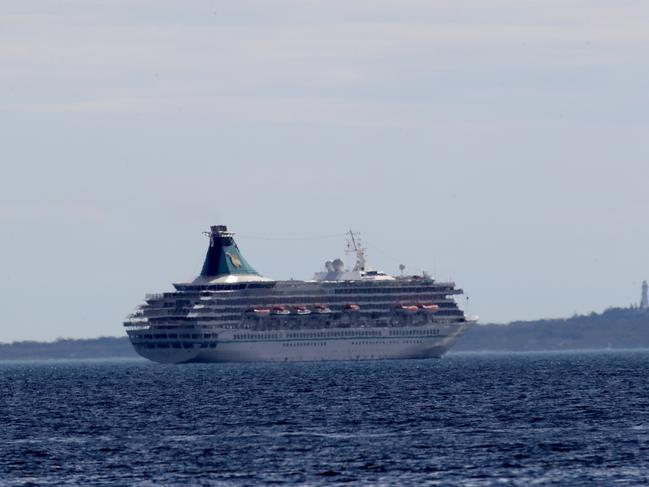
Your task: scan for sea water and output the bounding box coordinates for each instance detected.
[1,351,649,485]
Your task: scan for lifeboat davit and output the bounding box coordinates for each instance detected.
[418,303,439,312]
[344,304,360,311]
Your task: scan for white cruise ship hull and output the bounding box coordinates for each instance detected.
[129,322,472,364]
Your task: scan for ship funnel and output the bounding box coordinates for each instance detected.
[200,225,258,277]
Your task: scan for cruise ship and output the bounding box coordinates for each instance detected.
[124,225,477,363]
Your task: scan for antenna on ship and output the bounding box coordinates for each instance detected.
[346,230,367,272]
[202,230,215,247]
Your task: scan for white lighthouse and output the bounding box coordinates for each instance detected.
[641,280,649,309]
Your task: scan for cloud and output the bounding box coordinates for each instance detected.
[10,95,433,128]
[1,0,648,124]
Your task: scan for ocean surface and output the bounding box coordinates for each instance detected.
[2,351,649,486]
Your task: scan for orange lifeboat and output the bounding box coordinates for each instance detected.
[271,305,291,315]
[313,304,332,314]
[418,303,439,313]
[246,307,271,316]
[294,305,312,315]
[395,304,419,313]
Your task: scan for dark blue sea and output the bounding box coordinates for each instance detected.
[2,351,649,486]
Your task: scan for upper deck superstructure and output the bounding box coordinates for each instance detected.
[124,225,476,363]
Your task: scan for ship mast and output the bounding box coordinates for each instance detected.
[346,230,368,272]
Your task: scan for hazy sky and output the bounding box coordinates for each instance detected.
[2,1,649,342]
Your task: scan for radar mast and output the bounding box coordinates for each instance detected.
[346,230,368,272]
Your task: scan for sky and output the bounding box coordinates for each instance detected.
[1,1,649,342]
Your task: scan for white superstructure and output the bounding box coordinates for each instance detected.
[124,225,476,364]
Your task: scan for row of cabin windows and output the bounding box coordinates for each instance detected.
[138,338,435,350]
[178,283,275,292]
[388,329,440,336]
[140,322,451,339]
[234,333,282,340]
[155,292,453,304]
[178,283,448,293]
[154,292,456,310]
[189,295,454,306]
[231,329,441,340]
[144,302,458,317]
[287,330,381,339]
[189,304,461,316]
[144,313,464,328]
[233,330,383,340]
[333,286,452,294]
[145,333,216,339]
[277,338,435,348]
[277,339,431,346]
[138,342,217,349]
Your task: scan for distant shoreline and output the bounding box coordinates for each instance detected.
[2,307,648,361]
[451,348,649,355]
